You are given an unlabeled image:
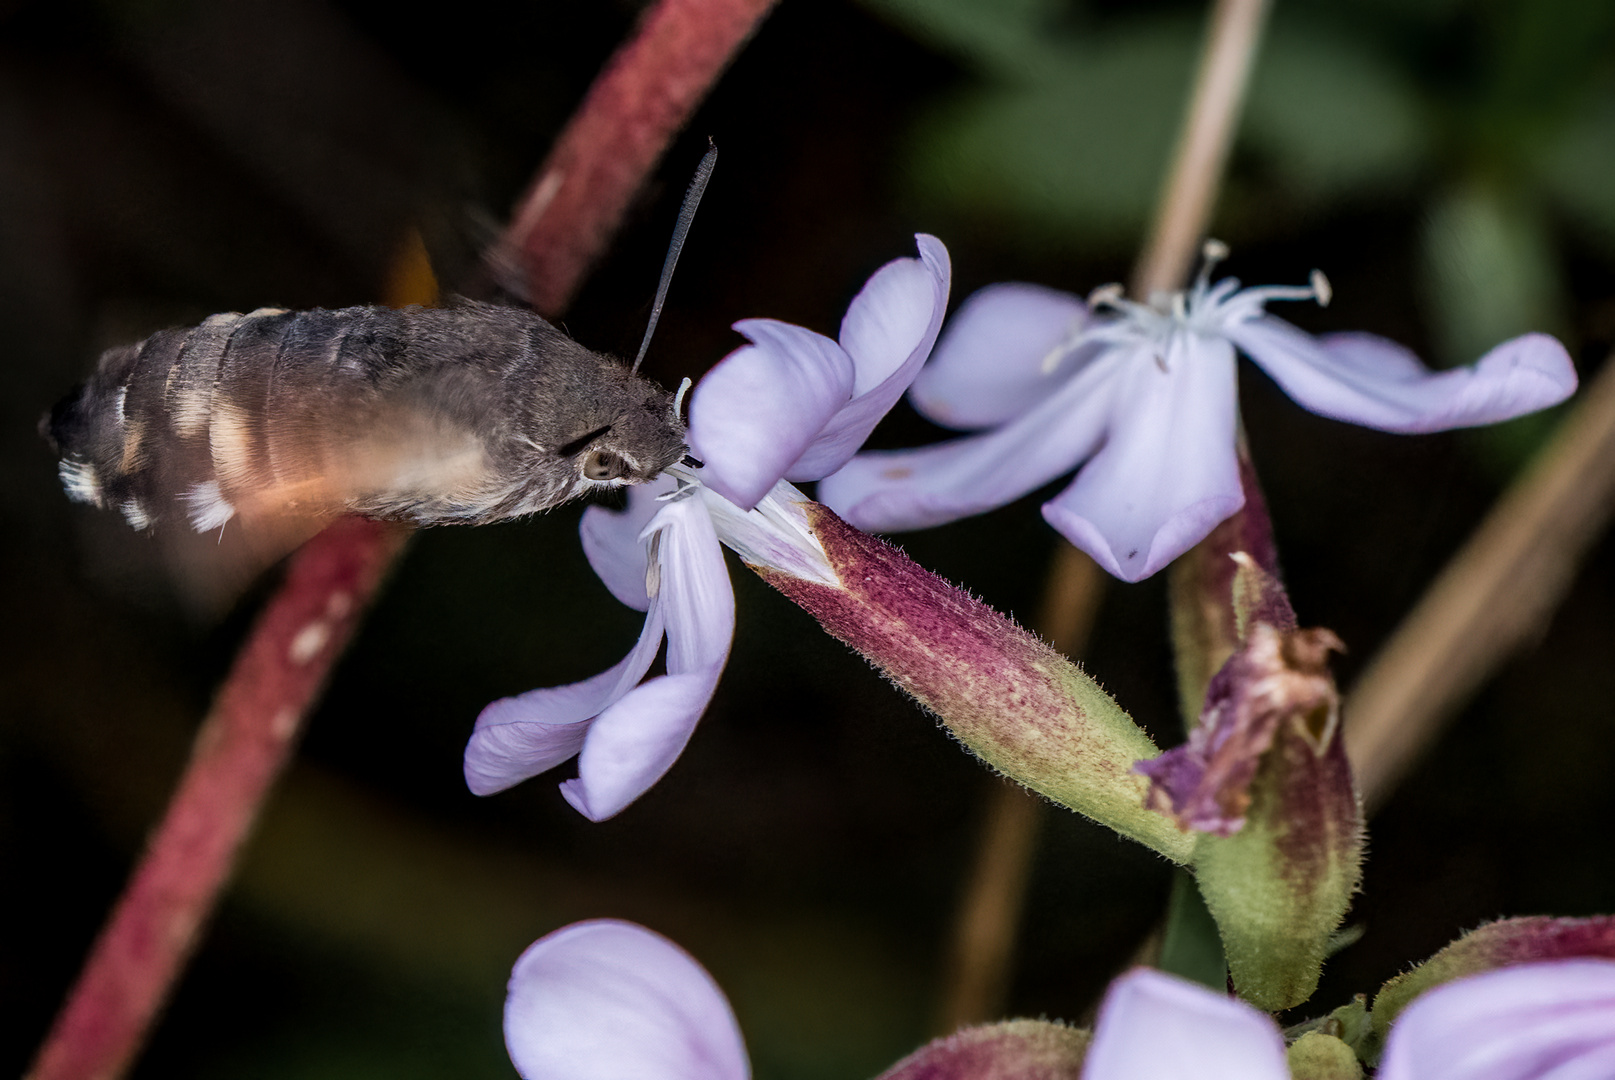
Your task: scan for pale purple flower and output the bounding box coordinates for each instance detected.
[1378,959,1615,1080]
[503,920,748,1080]
[463,236,950,819]
[500,925,1615,1080]
[819,245,1578,581]
[1082,969,1289,1080]
[499,942,1285,1080]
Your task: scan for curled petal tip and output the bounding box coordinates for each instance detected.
[788,235,952,480]
[1237,319,1578,434]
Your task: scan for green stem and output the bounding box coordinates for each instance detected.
[1158,869,1228,990]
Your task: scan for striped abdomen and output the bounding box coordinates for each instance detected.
[47,302,688,533]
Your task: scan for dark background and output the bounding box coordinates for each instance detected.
[3,0,1614,1076]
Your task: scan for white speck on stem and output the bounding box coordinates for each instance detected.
[288,621,331,665]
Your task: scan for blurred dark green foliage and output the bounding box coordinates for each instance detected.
[867,0,1615,466]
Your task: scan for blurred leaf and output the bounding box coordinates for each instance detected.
[1537,88,1615,254]
[854,0,1067,76]
[903,18,1198,251]
[1421,180,1566,366]
[1157,867,1227,990]
[1481,0,1615,126]
[1421,181,1570,473]
[1243,20,1428,202]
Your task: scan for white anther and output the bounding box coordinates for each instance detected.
[1310,269,1332,308]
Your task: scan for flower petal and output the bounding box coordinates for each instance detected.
[1083,969,1289,1080]
[817,345,1123,533]
[1231,317,1577,433]
[463,602,668,796]
[910,282,1093,431]
[561,497,734,821]
[1043,337,1243,582]
[580,477,678,612]
[787,234,951,480]
[505,919,750,1080]
[688,319,855,509]
[1378,959,1615,1080]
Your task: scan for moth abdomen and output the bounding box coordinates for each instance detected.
[49,301,689,534]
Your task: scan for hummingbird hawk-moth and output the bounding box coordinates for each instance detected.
[44,300,689,536]
[46,144,717,546]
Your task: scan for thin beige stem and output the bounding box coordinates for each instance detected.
[933,550,1104,1033]
[1131,0,1270,299]
[933,0,1272,1029]
[934,779,1046,1034]
[1346,352,1615,811]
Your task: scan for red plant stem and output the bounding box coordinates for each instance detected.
[29,1,775,1076]
[26,518,409,1080]
[500,0,777,315]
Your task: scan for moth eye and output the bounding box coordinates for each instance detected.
[582,449,630,482]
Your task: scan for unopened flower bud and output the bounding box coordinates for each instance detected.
[1366,915,1615,1058]
[1151,542,1364,1010]
[875,1020,1090,1080]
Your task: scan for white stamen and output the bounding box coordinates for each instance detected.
[672,376,693,421]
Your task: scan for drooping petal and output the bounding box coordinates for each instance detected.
[580,477,677,612]
[1082,969,1289,1080]
[561,497,734,821]
[464,602,667,796]
[689,320,855,509]
[505,919,750,1080]
[817,344,1124,533]
[787,234,951,480]
[1230,317,1577,433]
[1043,336,1243,582]
[1378,960,1615,1080]
[910,282,1093,431]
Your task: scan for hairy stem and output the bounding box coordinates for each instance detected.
[25,518,408,1080]
[950,0,1273,1015]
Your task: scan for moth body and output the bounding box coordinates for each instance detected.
[47,301,688,533]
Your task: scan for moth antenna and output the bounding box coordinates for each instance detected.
[632,139,718,373]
